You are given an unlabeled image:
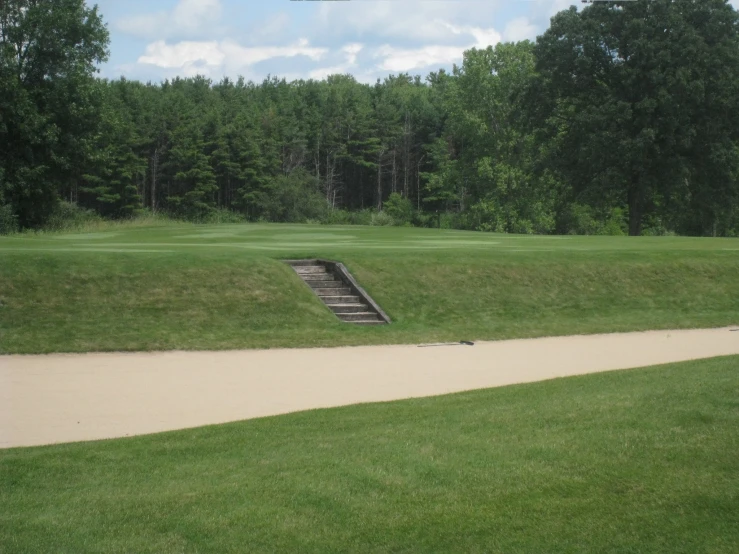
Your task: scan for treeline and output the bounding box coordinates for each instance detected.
[2,0,739,236]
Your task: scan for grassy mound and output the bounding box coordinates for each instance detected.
[2,356,738,552]
[1,223,737,353]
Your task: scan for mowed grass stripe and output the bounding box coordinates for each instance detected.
[1,356,738,553]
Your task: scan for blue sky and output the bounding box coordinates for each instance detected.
[90,0,739,84]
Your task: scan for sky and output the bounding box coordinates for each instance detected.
[91,0,739,84]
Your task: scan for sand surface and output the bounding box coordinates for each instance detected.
[2,327,738,449]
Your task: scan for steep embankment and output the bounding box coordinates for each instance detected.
[1,224,737,353]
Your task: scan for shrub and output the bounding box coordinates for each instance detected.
[256,170,328,223]
[509,219,535,235]
[563,204,600,235]
[349,209,374,226]
[640,214,675,236]
[412,211,434,228]
[0,204,19,235]
[468,200,504,233]
[193,208,246,224]
[600,208,627,236]
[383,193,414,225]
[42,201,103,232]
[322,209,351,225]
[439,212,467,230]
[370,210,396,226]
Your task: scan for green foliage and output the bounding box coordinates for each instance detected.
[0,204,19,235]
[468,199,505,233]
[256,169,327,223]
[383,193,413,225]
[560,204,628,236]
[601,208,628,237]
[80,82,146,218]
[2,0,739,236]
[189,208,246,225]
[525,0,739,235]
[563,204,602,236]
[321,208,374,226]
[321,209,351,225]
[41,201,104,232]
[0,0,109,228]
[370,210,396,226]
[348,209,375,226]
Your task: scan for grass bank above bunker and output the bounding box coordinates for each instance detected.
[0,223,738,354]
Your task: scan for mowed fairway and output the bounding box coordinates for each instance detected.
[2,356,739,553]
[1,223,738,353]
[2,224,739,552]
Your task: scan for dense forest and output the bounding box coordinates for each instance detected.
[2,0,739,236]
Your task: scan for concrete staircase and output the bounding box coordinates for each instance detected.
[288,260,389,325]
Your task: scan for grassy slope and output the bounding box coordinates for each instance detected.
[1,223,738,353]
[2,356,738,553]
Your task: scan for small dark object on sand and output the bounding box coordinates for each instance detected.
[419,341,475,348]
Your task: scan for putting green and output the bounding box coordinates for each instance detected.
[2,222,736,255]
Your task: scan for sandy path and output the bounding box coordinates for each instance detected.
[1,327,738,449]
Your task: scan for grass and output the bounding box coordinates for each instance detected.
[1,222,738,353]
[1,356,738,552]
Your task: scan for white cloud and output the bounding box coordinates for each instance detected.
[138,40,225,70]
[248,12,292,43]
[374,44,465,73]
[315,0,504,43]
[110,0,593,83]
[173,0,221,29]
[444,23,502,48]
[503,17,539,43]
[343,43,363,65]
[373,25,502,73]
[117,0,223,39]
[137,38,329,77]
[539,0,579,18]
[309,44,364,80]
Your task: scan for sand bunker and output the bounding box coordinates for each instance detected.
[2,327,738,448]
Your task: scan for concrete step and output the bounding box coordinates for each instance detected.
[301,273,335,281]
[295,266,326,274]
[337,312,381,322]
[308,280,345,289]
[314,287,352,296]
[352,320,386,326]
[329,303,368,314]
[321,295,361,305]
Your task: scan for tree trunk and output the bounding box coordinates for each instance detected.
[391,149,397,194]
[377,148,385,210]
[151,148,159,211]
[627,182,643,236]
[404,111,411,197]
[416,154,424,210]
[404,150,409,198]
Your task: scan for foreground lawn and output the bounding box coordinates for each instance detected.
[2,356,738,553]
[1,223,738,353]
